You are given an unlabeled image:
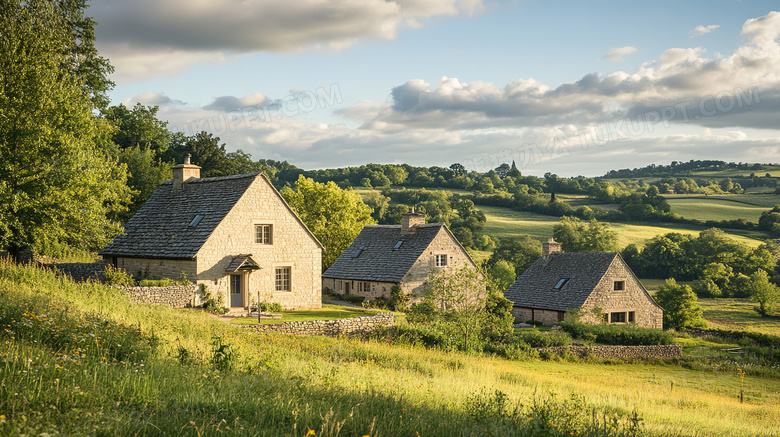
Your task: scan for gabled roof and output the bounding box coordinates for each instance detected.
[504,252,620,312]
[322,223,471,283]
[225,254,261,272]
[100,172,321,260]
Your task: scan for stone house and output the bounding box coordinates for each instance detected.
[504,238,663,329]
[321,209,477,300]
[99,156,323,310]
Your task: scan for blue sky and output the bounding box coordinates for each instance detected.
[93,0,780,176]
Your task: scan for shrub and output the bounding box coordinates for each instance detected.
[138,278,176,287]
[210,336,236,372]
[103,264,135,286]
[514,329,571,347]
[525,320,544,327]
[407,299,436,323]
[559,322,674,345]
[362,297,389,310]
[343,294,365,305]
[388,285,410,311]
[257,302,283,312]
[201,285,228,314]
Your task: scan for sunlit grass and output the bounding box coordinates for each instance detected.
[1,259,779,435]
[230,304,381,325]
[698,298,780,337]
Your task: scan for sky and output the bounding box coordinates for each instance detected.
[93,0,780,177]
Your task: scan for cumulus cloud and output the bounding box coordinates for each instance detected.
[203,93,271,112]
[358,11,780,132]
[92,0,482,81]
[602,46,638,60]
[689,24,719,38]
[121,91,185,107]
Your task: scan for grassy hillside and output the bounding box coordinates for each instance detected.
[480,206,766,248]
[2,260,780,436]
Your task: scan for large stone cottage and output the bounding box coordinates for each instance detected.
[504,238,663,329]
[99,156,323,310]
[321,208,477,300]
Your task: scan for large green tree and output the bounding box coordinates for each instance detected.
[0,0,131,256]
[281,176,375,269]
[748,269,780,317]
[653,279,706,330]
[553,216,618,253]
[484,235,542,277]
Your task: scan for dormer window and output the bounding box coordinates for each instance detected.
[553,278,569,291]
[188,215,204,227]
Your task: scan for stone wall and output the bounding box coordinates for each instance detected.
[538,345,681,359]
[116,284,202,308]
[243,312,394,337]
[43,261,106,282]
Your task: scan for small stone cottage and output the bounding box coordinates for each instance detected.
[321,208,477,300]
[99,156,323,310]
[504,238,663,328]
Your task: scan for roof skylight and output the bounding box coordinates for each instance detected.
[553,278,569,290]
[393,240,403,250]
[188,215,204,227]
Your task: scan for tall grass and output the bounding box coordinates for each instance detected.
[1,259,779,435]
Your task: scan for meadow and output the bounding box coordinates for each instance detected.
[479,206,766,248]
[2,260,780,436]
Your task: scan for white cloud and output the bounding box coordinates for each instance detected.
[602,46,638,60]
[92,0,482,82]
[689,24,720,38]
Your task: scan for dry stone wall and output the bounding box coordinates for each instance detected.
[116,284,202,308]
[243,312,394,337]
[538,345,681,359]
[42,261,106,282]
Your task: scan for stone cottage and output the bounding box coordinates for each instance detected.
[504,238,663,329]
[321,208,477,300]
[99,156,323,310]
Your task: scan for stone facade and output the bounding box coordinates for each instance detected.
[322,278,397,301]
[399,227,476,296]
[114,258,197,285]
[117,284,201,308]
[512,307,565,326]
[194,176,322,310]
[538,345,681,359]
[579,258,663,329]
[242,312,394,336]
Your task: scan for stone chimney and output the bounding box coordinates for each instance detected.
[171,154,201,190]
[401,206,425,237]
[542,237,561,259]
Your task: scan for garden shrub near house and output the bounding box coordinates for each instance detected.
[559,322,675,345]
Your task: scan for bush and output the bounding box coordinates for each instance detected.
[343,294,365,305]
[201,285,228,314]
[388,286,411,311]
[257,302,282,312]
[368,323,454,350]
[103,264,135,286]
[514,329,571,348]
[525,320,544,327]
[559,322,675,345]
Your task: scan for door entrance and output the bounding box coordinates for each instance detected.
[230,275,243,307]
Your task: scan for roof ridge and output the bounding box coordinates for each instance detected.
[160,173,260,185]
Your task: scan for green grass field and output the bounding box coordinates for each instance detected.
[2,260,780,436]
[479,205,766,248]
[666,198,768,222]
[698,298,780,337]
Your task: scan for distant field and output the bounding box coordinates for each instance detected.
[699,298,780,337]
[666,197,768,222]
[692,167,780,177]
[480,205,766,248]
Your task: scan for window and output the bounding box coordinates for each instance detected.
[613,280,625,291]
[188,214,204,227]
[628,311,635,323]
[393,240,404,250]
[357,281,370,293]
[275,267,291,291]
[255,224,273,245]
[553,278,569,290]
[353,248,364,258]
[435,254,447,267]
[610,312,626,323]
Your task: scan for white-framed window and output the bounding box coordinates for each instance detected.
[255,224,273,245]
[275,267,291,291]
[435,254,447,267]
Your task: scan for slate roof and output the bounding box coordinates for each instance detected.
[225,254,261,272]
[100,174,258,260]
[504,252,620,312]
[322,223,468,283]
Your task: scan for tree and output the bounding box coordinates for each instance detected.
[653,279,706,330]
[0,1,131,256]
[485,235,542,277]
[748,269,780,317]
[424,264,489,350]
[281,176,375,269]
[449,163,466,176]
[553,216,618,253]
[486,260,516,293]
